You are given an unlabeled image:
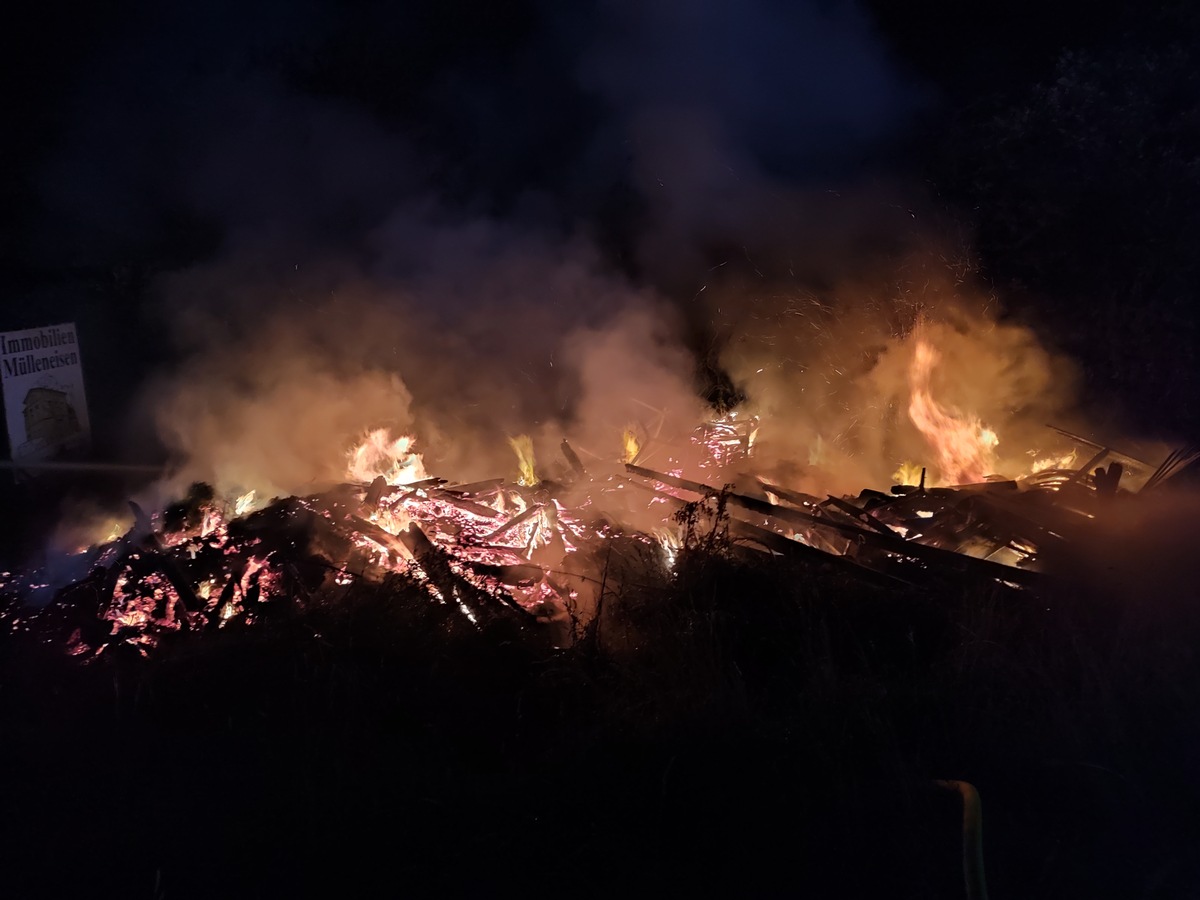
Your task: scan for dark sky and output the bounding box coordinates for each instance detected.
[0,0,1129,281]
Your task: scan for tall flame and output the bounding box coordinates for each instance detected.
[622,427,642,464]
[907,340,998,485]
[891,461,924,487]
[347,428,428,485]
[508,434,539,486]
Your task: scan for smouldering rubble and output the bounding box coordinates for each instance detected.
[4,416,1193,661]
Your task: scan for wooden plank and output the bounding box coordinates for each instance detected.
[481,503,544,542]
[624,463,1043,587]
[560,439,587,477]
[442,478,505,496]
[622,477,912,586]
[823,494,899,536]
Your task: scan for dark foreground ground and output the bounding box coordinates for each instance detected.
[3,480,1200,899]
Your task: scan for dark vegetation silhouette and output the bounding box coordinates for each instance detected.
[933,5,1200,438]
[3,487,1200,898]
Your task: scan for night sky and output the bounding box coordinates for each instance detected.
[0,0,1110,263]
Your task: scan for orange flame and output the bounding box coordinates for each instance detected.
[908,340,998,485]
[621,427,642,464]
[508,434,539,486]
[347,428,428,485]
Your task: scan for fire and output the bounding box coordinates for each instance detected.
[694,411,758,467]
[347,428,428,485]
[1030,449,1078,474]
[8,303,1173,663]
[622,428,642,464]
[652,526,682,568]
[508,434,539,486]
[907,340,998,485]
[891,461,924,487]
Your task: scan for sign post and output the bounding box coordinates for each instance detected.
[0,323,91,467]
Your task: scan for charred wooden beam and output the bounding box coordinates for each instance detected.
[1045,424,1152,469]
[625,464,872,539]
[443,478,505,497]
[345,514,417,563]
[755,478,822,509]
[1069,447,1111,485]
[427,490,503,520]
[560,439,587,477]
[823,494,898,536]
[400,522,536,621]
[482,503,544,542]
[398,521,437,559]
[625,463,1043,587]
[627,479,911,587]
[1142,445,1200,492]
[462,559,545,587]
[397,477,448,490]
[727,517,914,588]
[364,476,389,508]
[1093,461,1123,497]
[962,493,1078,545]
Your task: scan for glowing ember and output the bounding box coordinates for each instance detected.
[693,411,758,468]
[347,429,428,485]
[908,340,998,485]
[101,563,190,654]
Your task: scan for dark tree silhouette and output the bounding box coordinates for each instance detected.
[938,9,1200,437]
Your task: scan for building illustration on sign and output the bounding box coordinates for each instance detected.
[0,322,91,464]
[18,387,85,458]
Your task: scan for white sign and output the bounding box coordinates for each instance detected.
[0,322,91,463]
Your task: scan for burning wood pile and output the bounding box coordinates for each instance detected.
[0,430,605,657]
[3,405,1196,662]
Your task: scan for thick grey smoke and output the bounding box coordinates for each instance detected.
[142,217,706,500]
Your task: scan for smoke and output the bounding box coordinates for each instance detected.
[711,261,1082,492]
[148,316,419,501]
[1044,485,1200,621]
[556,304,709,465]
[141,217,707,499]
[577,0,926,284]
[22,0,1104,519]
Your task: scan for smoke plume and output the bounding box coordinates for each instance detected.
[22,0,1106,514]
